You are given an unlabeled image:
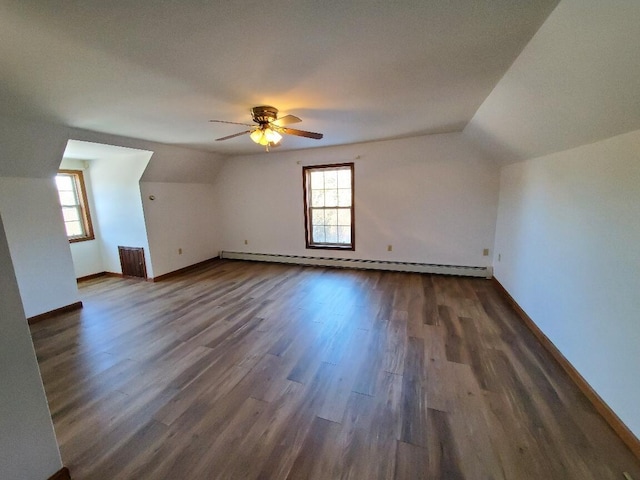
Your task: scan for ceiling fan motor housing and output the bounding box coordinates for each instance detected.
[251,105,279,125]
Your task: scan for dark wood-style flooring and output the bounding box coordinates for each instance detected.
[31,259,640,479]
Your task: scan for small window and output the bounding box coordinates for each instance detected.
[55,170,95,243]
[303,163,355,250]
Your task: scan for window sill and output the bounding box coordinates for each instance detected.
[305,244,355,251]
[69,235,95,244]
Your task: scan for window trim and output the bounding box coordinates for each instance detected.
[302,162,355,251]
[57,169,95,243]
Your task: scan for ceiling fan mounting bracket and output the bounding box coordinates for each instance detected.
[251,105,279,125]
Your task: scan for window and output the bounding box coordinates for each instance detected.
[303,163,354,250]
[55,170,94,243]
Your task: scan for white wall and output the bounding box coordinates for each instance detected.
[59,158,104,278]
[89,153,153,277]
[0,177,80,318]
[140,182,221,278]
[0,213,63,480]
[216,133,500,267]
[493,128,640,438]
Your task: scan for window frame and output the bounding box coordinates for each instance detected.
[56,169,95,243]
[302,162,355,251]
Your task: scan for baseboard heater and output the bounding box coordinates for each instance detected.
[220,251,492,279]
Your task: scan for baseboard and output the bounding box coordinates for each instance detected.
[221,251,492,278]
[27,302,83,325]
[78,271,125,282]
[77,271,108,282]
[151,256,220,282]
[492,277,640,460]
[82,271,150,281]
[47,466,71,480]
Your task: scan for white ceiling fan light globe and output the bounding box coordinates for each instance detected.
[265,128,282,144]
[250,129,264,144]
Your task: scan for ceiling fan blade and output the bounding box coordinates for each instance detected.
[209,119,254,127]
[216,130,252,141]
[272,115,301,126]
[280,127,323,140]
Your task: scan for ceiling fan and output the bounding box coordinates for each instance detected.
[209,106,323,151]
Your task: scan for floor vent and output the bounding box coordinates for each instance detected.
[220,251,492,278]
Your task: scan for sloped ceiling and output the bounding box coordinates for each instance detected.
[464,0,640,163]
[63,140,153,163]
[62,137,225,184]
[0,0,558,155]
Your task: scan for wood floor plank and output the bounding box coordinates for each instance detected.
[316,328,369,423]
[400,336,428,446]
[440,360,506,479]
[212,380,307,479]
[286,416,342,480]
[426,408,466,480]
[330,371,402,480]
[30,259,640,479]
[395,441,428,480]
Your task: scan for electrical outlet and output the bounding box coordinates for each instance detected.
[244,239,248,245]
[178,248,182,255]
[387,245,392,252]
[483,248,489,256]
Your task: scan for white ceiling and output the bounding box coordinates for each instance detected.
[0,0,559,155]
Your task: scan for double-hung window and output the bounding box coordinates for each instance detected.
[303,163,354,250]
[55,170,94,243]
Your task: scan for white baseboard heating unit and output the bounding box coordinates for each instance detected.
[220,251,492,279]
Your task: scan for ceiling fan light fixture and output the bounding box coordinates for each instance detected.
[250,127,282,146]
[211,106,322,148]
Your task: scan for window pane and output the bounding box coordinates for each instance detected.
[312,226,325,243]
[324,208,338,226]
[338,226,351,244]
[337,169,351,188]
[62,206,80,222]
[311,190,324,207]
[337,208,351,226]
[325,225,338,243]
[324,170,337,189]
[324,189,338,207]
[304,164,354,249]
[59,190,77,206]
[312,209,325,226]
[65,221,83,237]
[337,189,351,207]
[310,171,324,188]
[57,170,94,242]
[56,175,73,190]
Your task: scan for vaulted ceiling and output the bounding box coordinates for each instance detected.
[466,0,640,162]
[0,0,560,155]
